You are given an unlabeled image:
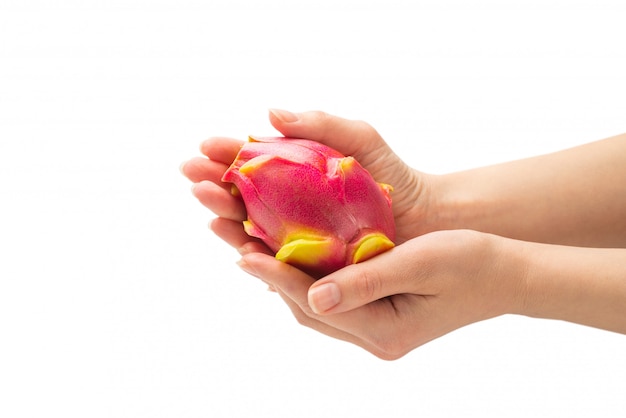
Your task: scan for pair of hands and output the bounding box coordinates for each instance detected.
[181,109,527,360]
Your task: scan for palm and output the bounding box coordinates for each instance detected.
[346,146,429,244]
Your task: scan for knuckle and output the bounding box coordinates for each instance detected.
[353,119,380,139]
[310,111,332,136]
[354,268,383,303]
[354,119,375,133]
[309,110,330,124]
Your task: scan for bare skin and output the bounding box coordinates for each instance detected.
[181,109,626,360]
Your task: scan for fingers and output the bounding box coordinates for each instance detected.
[307,249,404,315]
[181,157,231,186]
[237,253,388,356]
[211,218,271,255]
[267,109,416,202]
[268,109,388,164]
[181,137,242,185]
[239,253,317,311]
[182,136,247,220]
[192,180,246,221]
[307,239,438,315]
[200,137,243,164]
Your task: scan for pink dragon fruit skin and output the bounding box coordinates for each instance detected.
[222,136,395,276]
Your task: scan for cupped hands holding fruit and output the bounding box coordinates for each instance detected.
[181,109,626,360]
[221,135,397,277]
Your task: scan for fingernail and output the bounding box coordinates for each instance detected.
[308,282,341,314]
[236,258,259,277]
[269,108,299,123]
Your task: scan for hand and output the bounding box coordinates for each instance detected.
[237,229,526,360]
[180,109,437,256]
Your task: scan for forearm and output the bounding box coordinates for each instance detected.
[513,241,626,334]
[432,133,626,247]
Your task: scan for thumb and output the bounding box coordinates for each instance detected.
[307,244,421,315]
[268,109,387,161]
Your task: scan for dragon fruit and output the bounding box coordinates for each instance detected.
[222,136,395,276]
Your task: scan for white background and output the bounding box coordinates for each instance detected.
[1,1,625,417]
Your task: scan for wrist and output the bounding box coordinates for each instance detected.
[511,242,626,333]
[427,169,536,241]
[481,234,535,318]
[426,172,486,233]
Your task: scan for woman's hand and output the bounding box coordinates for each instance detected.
[237,229,528,360]
[237,228,626,359]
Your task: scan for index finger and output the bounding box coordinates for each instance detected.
[200,137,244,165]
